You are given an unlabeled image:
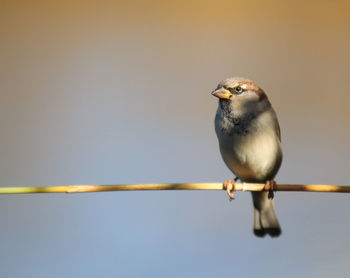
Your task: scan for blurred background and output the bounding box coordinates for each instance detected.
[1,0,350,277]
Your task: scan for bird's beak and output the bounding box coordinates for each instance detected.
[211,88,232,99]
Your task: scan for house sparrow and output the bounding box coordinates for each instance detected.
[212,77,282,237]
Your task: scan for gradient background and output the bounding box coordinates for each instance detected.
[1,0,350,277]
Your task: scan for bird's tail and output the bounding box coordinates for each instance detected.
[252,191,281,237]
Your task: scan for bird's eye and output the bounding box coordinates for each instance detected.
[234,86,243,94]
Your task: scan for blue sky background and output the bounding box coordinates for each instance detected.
[1,1,350,277]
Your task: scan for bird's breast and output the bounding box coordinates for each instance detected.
[215,110,282,182]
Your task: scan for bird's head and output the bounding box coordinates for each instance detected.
[211,77,270,115]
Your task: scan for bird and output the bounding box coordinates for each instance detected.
[212,77,282,237]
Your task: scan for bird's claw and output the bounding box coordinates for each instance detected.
[265,180,277,199]
[223,179,236,201]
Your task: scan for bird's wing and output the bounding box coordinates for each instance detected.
[276,122,281,142]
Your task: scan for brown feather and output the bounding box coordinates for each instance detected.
[276,123,282,142]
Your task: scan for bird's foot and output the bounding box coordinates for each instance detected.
[223,178,238,201]
[265,180,277,199]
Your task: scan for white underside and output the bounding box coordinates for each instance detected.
[216,108,282,182]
